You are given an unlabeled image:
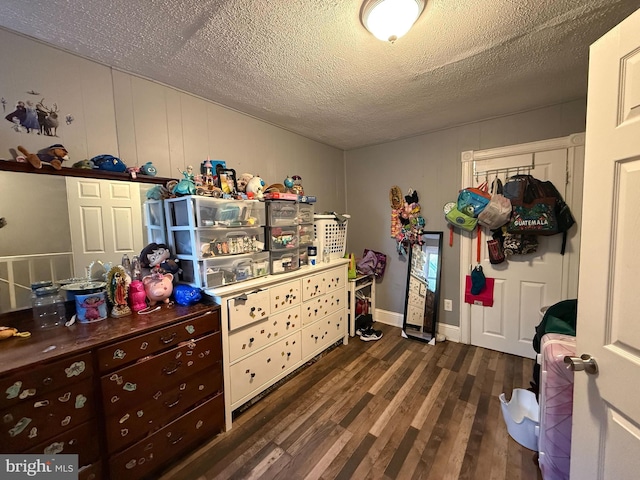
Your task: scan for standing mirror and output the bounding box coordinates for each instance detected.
[402,231,443,342]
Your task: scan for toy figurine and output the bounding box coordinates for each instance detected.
[246,175,265,200]
[129,280,147,312]
[140,161,157,176]
[107,266,132,317]
[139,243,179,276]
[172,166,196,196]
[291,175,304,195]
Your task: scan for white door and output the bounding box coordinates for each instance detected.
[465,145,578,358]
[66,177,144,276]
[570,9,640,479]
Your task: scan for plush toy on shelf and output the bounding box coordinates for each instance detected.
[17,144,69,170]
[139,242,180,277]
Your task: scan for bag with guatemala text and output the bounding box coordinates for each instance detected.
[505,175,558,235]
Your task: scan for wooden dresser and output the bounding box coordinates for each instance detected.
[0,302,223,480]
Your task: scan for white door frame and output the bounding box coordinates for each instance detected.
[458,133,585,346]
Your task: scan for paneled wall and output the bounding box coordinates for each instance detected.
[0,28,345,214]
[345,100,587,327]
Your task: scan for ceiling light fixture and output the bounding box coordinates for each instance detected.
[361,0,425,43]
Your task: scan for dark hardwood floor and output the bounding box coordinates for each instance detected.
[159,323,542,480]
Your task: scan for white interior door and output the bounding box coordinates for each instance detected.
[571,9,640,479]
[468,149,571,358]
[66,177,144,276]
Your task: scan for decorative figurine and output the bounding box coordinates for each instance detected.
[172,166,196,196]
[246,175,265,200]
[107,266,132,317]
[129,280,147,312]
[291,175,304,195]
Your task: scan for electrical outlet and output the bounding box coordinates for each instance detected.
[444,299,453,311]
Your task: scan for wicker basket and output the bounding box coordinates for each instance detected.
[313,214,350,260]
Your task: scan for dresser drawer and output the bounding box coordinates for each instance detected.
[97,309,220,372]
[0,352,93,412]
[229,332,302,404]
[101,332,221,416]
[302,296,327,325]
[104,362,222,454]
[109,393,224,479]
[227,289,270,331]
[1,378,95,452]
[78,461,103,480]
[324,288,346,317]
[269,279,301,312]
[302,272,326,300]
[323,266,345,293]
[228,305,301,362]
[27,420,100,469]
[302,310,345,359]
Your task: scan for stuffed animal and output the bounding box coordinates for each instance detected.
[17,144,68,170]
[139,243,180,276]
[140,162,157,176]
[246,175,265,200]
[38,144,69,170]
[90,154,127,172]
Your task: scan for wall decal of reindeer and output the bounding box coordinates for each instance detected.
[35,98,59,136]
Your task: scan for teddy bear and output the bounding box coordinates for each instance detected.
[17,144,69,170]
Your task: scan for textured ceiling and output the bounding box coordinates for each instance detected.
[0,0,638,150]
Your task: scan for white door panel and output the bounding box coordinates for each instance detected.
[67,177,144,276]
[572,9,640,479]
[469,148,568,358]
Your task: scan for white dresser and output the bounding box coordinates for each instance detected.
[206,259,349,430]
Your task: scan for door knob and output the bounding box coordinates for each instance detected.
[564,354,598,374]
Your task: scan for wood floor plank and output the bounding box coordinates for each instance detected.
[159,324,542,480]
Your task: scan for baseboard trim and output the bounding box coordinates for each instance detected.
[374,309,461,343]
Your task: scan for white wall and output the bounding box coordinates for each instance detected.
[345,100,587,327]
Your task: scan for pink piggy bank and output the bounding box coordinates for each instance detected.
[142,273,174,306]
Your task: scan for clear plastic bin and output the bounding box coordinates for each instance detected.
[270,249,300,274]
[179,251,270,288]
[190,226,266,258]
[298,224,315,246]
[267,201,298,226]
[267,226,299,251]
[297,203,315,224]
[166,196,266,227]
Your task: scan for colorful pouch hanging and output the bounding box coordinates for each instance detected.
[457,185,490,218]
[445,204,478,232]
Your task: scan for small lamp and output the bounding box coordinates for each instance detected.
[361,0,426,42]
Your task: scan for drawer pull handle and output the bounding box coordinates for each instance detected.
[162,361,182,376]
[170,435,184,446]
[250,372,256,378]
[164,395,182,408]
[249,337,255,343]
[160,332,177,344]
[42,377,53,386]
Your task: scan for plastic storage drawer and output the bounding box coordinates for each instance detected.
[298,224,314,246]
[166,196,265,227]
[267,226,299,251]
[267,201,298,226]
[179,252,270,288]
[171,226,266,258]
[270,248,300,274]
[297,203,314,224]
